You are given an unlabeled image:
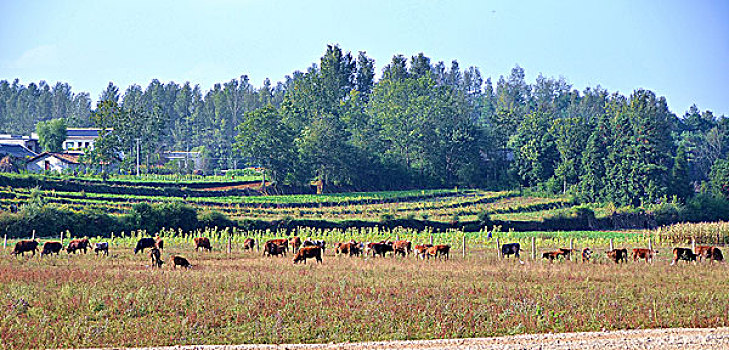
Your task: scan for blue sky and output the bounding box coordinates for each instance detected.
[1,0,727,116]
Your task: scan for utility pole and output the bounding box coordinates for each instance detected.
[136,138,141,176]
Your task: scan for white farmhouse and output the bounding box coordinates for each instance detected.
[26,152,81,173]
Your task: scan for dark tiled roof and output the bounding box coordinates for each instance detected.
[67,129,101,137]
[0,144,37,158]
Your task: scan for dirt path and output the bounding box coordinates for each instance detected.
[82,327,729,349]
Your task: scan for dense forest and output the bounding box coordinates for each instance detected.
[1,45,728,205]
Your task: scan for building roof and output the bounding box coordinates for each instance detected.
[0,144,38,158]
[67,128,102,137]
[28,152,81,164]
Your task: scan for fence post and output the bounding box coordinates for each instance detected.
[59,231,63,245]
[227,234,232,254]
[3,234,6,250]
[462,235,466,258]
[531,237,536,260]
[429,234,433,245]
[32,230,35,241]
[648,237,653,252]
[609,239,614,251]
[691,237,696,253]
[569,239,574,261]
[496,237,501,259]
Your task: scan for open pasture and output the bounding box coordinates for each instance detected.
[1,232,728,349]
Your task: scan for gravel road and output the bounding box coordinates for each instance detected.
[79,327,729,350]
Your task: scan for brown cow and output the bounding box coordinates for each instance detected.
[194,237,212,252]
[392,240,412,257]
[632,248,657,263]
[293,246,322,264]
[66,238,90,254]
[581,248,592,263]
[606,248,628,264]
[12,240,39,256]
[289,236,302,252]
[149,247,163,268]
[426,244,450,260]
[263,241,287,257]
[696,246,723,263]
[542,249,572,261]
[709,247,724,262]
[263,239,288,256]
[170,255,191,269]
[542,251,562,261]
[41,241,63,256]
[243,238,255,250]
[335,241,360,256]
[671,247,697,265]
[414,244,433,259]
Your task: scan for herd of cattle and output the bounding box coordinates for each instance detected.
[501,242,724,265]
[7,235,725,267]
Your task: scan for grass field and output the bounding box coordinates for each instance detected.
[1,237,727,349]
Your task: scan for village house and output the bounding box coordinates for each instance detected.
[26,152,82,173]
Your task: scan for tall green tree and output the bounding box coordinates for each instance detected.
[234,105,296,184]
[35,118,67,152]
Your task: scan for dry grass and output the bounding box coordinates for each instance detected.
[0,243,728,349]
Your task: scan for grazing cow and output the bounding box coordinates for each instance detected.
[149,247,163,268]
[12,240,39,256]
[710,247,724,262]
[414,244,433,259]
[262,239,288,256]
[392,240,412,257]
[243,238,255,250]
[41,241,63,256]
[558,248,577,260]
[66,238,90,254]
[632,248,657,263]
[606,248,629,264]
[695,246,723,263]
[671,247,697,265]
[134,237,162,254]
[542,251,562,261]
[542,249,573,261]
[94,242,109,256]
[194,237,212,252]
[289,236,302,252]
[581,248,592,263]
[426,244,450,260]
[293,246,322,264]
[335,241,360,256]
[170,255,191,269]
[263,241,287,257]
[303,239,326,254]
[501,243,521,259]
[368,241,394,257]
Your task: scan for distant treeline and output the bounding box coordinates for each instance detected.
[1,45,728,205]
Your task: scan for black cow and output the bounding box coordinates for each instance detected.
[134,237,162,254]
[41,241,63,256]
[501,243,521,259]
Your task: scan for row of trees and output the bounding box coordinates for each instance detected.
[1,45,728,205]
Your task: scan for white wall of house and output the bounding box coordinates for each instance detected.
[26,155,79,173]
